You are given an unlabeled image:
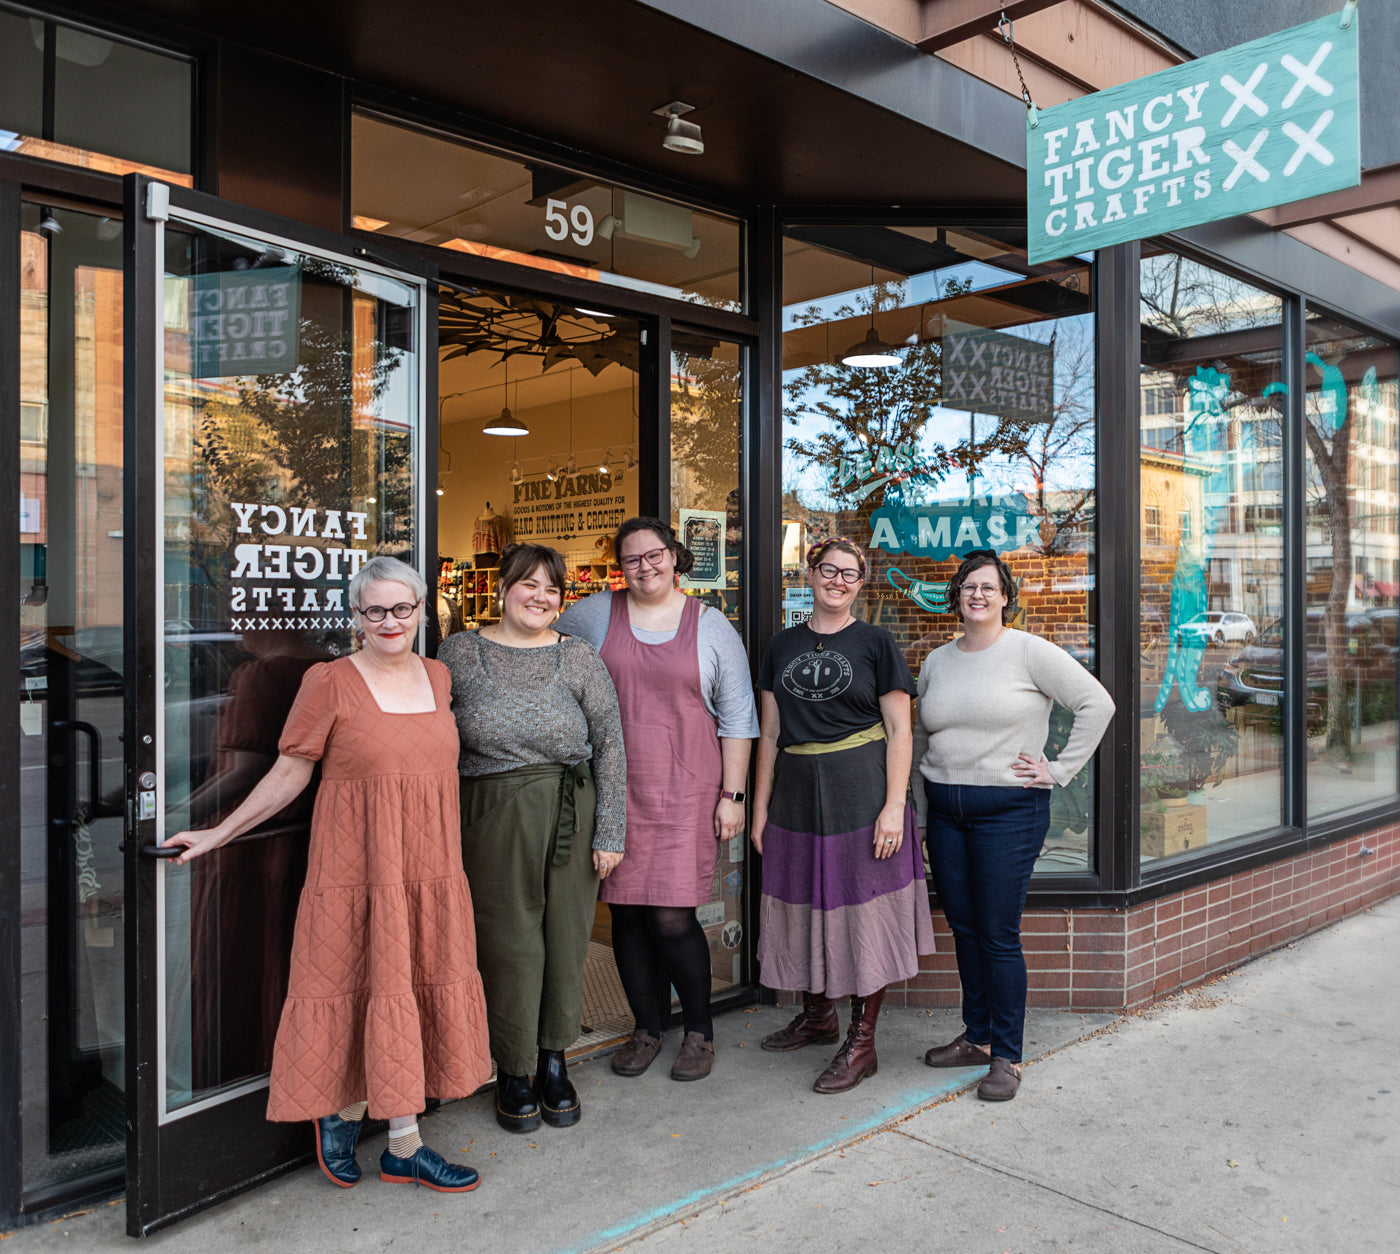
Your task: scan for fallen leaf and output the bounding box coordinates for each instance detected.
[670,1134,682,1139]
[1227,1159,1239,1168]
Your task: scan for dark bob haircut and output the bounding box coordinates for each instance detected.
[496,543,568,600]
[946,550,1017,625]
[613,516,695,576]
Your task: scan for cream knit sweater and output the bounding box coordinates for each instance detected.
[911,629,1114,801]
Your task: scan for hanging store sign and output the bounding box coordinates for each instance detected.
[1027,11,1360,264]
[943,324,1055,423]
[188,266,301,378]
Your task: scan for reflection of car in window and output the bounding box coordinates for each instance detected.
[1176,610,1257,647]
[1216,608,1399,729]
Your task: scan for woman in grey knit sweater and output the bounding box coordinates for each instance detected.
[913,550,1113,1102]
[438,543,625,1134]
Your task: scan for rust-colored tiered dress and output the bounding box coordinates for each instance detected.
[265,657,492,1121]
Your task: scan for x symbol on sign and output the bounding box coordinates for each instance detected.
[1281,41,1334,108]
[1220,63,1269,126]
[1222,129,1270,190]
[1282,110,1335,175]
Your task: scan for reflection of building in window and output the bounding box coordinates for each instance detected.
[1144,506,1162,546]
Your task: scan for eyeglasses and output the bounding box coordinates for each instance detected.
[959,583,1002,598]
[621,547,669,571]
[357,600,421,622]
[814,562,863,584]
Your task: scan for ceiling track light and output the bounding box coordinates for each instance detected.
[599,450,612,475]
[654,100,704,156]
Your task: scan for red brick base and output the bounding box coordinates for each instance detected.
[881,824,1400,1014]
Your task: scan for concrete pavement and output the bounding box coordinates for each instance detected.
[628,896,1400,1254]
[7,896,1395,1252]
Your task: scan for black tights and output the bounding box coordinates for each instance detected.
[609,904,714,1040]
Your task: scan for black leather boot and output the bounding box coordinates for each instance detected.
[495,1071,542,1132]
[534,1049,581,1127]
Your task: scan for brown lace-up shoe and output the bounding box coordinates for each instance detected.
[761,993,840,1052]
[670,1032,715,1081]
[611,1030,662,1077]
[812,989,885,1094]
[923,1031,993,1069]
[977,1057,1022,1101]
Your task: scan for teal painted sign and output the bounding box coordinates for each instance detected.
[1027,11,1360,265]
[870,491,1037,560]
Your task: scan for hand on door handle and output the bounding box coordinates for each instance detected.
[140,844,184,859]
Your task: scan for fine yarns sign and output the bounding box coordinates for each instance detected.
[1027,11,1360,265]
[188,265,301,378]
[942,324,1054,424]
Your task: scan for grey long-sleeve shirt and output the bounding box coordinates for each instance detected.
[437,631,627,852]
[555,590,760,739]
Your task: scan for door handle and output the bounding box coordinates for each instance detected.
[140,843,183,859]
[51,719,122,821]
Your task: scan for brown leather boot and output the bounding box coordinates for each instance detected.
[812,988,885,1094]
[761,993,840,1052]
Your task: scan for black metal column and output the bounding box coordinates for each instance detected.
[1093,241,1141,893]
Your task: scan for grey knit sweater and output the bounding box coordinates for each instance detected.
[437,631,627,852]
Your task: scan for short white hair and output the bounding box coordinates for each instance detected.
[349,555,427,610]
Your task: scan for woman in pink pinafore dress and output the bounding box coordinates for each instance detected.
[556,517,757,1082]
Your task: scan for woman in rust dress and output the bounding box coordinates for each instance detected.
[167,556,492,1194]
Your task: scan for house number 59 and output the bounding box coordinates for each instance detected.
[544,198,594,247]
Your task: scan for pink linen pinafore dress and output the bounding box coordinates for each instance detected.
[597,592,722,907]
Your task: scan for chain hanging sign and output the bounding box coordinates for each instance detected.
[1027,10,1359,265]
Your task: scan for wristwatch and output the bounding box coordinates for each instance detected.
[720,789,746,803]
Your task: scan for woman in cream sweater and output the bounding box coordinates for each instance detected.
[913,550,1113,1102]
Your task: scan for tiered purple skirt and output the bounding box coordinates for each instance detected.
[757,738,936,998]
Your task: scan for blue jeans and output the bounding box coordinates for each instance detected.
[923,782,1050,1063]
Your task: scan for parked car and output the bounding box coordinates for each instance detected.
[1216,609,1398,728]
[1177,611,1257,647]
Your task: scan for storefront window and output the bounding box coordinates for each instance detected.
[781,225,1097,873]
[1138,249,1284,864]
[351,112,742,311]
[0,5,194,185]
[1304,312,1400,819]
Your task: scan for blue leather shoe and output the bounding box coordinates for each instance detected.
[314,1114,363,1188]
[379,1145,480,1193]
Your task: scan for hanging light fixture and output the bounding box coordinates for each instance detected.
[840,266,902,369]
[599,450,612,474]
[655,101,704,156]
[545,463,558,482]
[482,358,530,436]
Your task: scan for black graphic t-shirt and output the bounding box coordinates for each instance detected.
[758,620,915,749]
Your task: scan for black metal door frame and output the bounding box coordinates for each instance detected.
[121,172,435,1236]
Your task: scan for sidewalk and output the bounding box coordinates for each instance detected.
[8,897,1396,1252]
[630,896,1400,1254]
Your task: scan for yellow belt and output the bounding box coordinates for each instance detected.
[783,723,887,756]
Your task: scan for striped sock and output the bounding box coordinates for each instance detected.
[337,1102,368,1122]
[387,1123,422,1158]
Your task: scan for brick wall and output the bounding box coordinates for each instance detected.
[880,823,1400,1014]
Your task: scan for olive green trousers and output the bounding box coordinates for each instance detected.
[460,762,600,1076]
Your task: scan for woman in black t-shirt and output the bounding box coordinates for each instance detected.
[751,538,936,1093]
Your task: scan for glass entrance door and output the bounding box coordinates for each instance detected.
[13,197,128,1204]
[123,177,427,1235]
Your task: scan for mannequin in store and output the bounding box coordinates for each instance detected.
[473,502,508,568]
